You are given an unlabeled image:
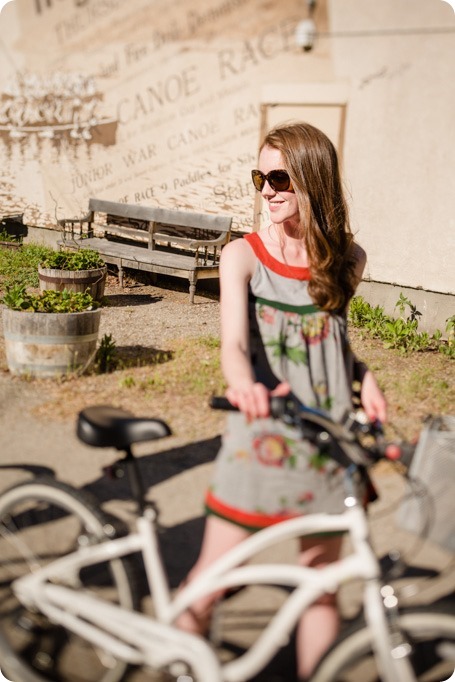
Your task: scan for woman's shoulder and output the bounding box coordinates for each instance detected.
[220,233,257,276]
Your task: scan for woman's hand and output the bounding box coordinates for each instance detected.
[226,381,290,421]
[360,370,387,423]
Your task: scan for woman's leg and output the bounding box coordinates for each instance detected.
[296,535,343,681]
[175,515,249,634]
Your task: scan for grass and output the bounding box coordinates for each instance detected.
[349,327,454,440]
[12,335,227,443]
[2,321,451,444]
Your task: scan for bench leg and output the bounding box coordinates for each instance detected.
[188,275,196,304]
[119,264,124,287]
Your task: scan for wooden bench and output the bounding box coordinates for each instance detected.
[58,198,232,303]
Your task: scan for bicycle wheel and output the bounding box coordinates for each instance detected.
[311,600,455,682]
[0,476,139,682]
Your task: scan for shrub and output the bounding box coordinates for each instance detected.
[40,248,105,271]
[349,294,454,358]
[0,243,54,290]
[2,285,99,313]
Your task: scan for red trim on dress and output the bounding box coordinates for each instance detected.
[244,232,311,281]
[205,490,299,529]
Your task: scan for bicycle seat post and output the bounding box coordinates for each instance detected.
[123,446,147,514]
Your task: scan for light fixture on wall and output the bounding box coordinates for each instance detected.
[295,0,317,52]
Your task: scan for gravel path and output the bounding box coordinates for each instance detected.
[97,275,221,346]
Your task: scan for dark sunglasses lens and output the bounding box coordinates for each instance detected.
[251,170,264,191]
[269,170,290,191]
[251,170,291,192]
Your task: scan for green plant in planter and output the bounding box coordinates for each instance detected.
[3,284,99,313]
[40,248,105,271]
[0,228,18,243]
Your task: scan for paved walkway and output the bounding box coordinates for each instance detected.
[0,371,453,681]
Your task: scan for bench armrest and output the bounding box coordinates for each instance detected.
[187,233,230,249]
[58,211,93,227]
[152,232,230,249]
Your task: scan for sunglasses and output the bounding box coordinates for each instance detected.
[251,169,294,193]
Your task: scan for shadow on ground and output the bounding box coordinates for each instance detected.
[114,344,174,369]
[103,293,164,307]
[82,436,220,588]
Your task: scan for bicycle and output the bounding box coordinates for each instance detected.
[0,398,453,682]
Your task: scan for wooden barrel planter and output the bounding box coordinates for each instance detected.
[2,307,101,378]
[38,265,107,301]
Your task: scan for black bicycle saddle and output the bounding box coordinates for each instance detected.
[77,405,172,449]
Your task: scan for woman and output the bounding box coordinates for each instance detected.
[177,122,387,680]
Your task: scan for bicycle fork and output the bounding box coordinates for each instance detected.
[363,579,416,682]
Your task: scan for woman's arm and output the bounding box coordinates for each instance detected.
[350,242,388,423]
[219,239,288,419]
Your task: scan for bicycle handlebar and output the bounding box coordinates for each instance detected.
[210,395,416,470]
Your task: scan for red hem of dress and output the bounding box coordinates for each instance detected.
[205,490,299,529]
[244,232,311,280]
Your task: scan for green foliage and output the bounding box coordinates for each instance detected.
[119,375,136,388]
[40,248,105,271]
[0,243,54,290]
[0,228,19,242]
[349,295,454,357]
[94,333,118,373]
[2,285,99,313]
[440,315,455,358]
[348,296,388,331]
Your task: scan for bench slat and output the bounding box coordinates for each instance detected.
[88,198,231,231]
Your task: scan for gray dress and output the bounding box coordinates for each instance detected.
[205,232,356,531]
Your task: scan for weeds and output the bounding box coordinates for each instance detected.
[119,376,136,388]
[94,334,118,373]
[0,243,54,290]
[0,228,19,242]
[349,295,454,357]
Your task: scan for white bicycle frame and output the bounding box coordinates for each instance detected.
[12,491,417,682]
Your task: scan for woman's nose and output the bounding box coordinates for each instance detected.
[261,180,275,196]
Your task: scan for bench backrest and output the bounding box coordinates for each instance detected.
[88,198,232,249]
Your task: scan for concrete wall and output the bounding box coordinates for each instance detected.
[1,0,454,332]
[329,0,455,300]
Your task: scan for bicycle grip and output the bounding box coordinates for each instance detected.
[375,441,416,468]
[209,395,291,418]
[390,442,416,468]
[210,396,237,411]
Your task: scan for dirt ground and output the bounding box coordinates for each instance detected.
[1,271,453,442]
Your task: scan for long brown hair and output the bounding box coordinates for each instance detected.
[261,122,357,312]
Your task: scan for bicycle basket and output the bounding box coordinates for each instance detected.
[396,415,455,553]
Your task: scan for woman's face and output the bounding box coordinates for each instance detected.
[258,145,300,228]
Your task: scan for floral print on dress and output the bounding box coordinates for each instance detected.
[308,452,331,473]
[265,332,308,366]
[252,433,294,468]
[301,313,331,345]
[297,491,315,506]
[258,304,277,325]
